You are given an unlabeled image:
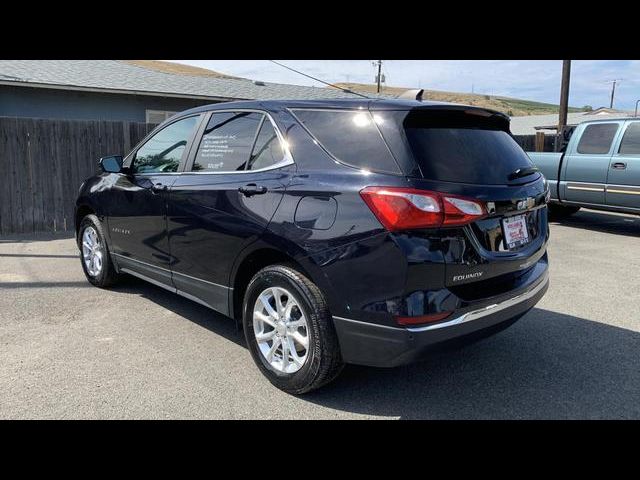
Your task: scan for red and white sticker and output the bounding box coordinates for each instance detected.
[502,214,529,249]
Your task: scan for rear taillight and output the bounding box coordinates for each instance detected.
[359,186,486,231]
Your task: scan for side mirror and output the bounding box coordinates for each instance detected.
[99,155,124,173]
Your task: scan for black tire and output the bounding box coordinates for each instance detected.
[548,203,580,220]
[78,214,121,288]
[242,264,344,394]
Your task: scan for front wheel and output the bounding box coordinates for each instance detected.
[242,265,344,394]
[78,214,121,288]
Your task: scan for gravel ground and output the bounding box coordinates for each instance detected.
[1,208,639,419]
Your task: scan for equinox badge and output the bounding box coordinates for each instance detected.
[452,272,484,282]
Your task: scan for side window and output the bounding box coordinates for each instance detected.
[247,118,285,170]
[192,112,262,172]
[292,109,400,174]
[576,123,619,155]
[133,116,198,174]
[618,122,640,155]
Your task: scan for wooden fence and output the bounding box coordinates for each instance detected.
[0,117,155,235]
[0,117,558,235]
[513,134,556,153]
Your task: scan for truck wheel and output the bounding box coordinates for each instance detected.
[242,264,344,394]
[548,204,580,220]
[78,214,121,288]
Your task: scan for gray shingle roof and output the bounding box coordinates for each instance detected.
[0,60,367,101]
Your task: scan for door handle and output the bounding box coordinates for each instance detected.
[238,184,268,197]
[612,162,627,170]
[151,182,168,193]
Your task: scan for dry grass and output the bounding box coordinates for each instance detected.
[333,82,581,116]
[123,60,242,79]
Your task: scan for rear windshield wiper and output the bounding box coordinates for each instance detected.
[508,166,539,181]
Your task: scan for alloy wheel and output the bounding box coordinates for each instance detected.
[81,226,103,277]
[253,286,310,374]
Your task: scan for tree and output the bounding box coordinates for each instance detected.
[582,105,593,112]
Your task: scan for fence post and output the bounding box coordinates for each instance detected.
[535,132,545,152]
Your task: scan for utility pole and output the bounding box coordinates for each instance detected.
[608,79,621,108]
[376,60,383,93]
[557,60,571,152]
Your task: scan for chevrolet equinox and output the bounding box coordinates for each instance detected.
[75,99,550,394]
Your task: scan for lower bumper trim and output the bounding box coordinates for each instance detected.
[332,268,549,367]
[407,269,549,333]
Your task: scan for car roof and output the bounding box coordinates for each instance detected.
[175,98,509,119]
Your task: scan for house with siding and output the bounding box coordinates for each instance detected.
[0,60,364,123]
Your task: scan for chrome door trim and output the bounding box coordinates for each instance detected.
[406,270,549,333]
[112,252,232,290]
[605,184,640,195]
[120,267,216,310]
[565,181,606,192]
[171,268,233,290]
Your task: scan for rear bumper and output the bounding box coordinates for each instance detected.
[333,267,549,367]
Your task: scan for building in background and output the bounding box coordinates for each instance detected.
[0,60,362,123]
[510,107,635,136]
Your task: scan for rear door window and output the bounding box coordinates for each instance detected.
[291,109,401,174]
[404,112,534,185]
[192,112,263,172]
[247,119,285,171]
[576,123,619,154]
[618,122,640,154]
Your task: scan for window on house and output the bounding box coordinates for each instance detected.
[146,110,178,124]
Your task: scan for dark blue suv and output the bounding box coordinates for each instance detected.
[75,99,549,394]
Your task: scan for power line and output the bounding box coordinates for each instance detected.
[269,60,370,99]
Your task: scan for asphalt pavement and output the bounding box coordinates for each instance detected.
[1,208,639,419]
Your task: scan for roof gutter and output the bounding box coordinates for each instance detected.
[0,79,245,102]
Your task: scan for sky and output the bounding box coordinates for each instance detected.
[169,60,640,111]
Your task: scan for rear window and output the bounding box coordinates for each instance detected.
[404,114,534,185]
[576,123,619,154]
[291,109,401,174]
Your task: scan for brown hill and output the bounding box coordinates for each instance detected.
[333,82,582,116]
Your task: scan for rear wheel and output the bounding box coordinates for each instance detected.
[548,203,580,220]
[78,214,121,288]
[242,264,344,394]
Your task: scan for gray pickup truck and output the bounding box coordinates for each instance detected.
[527,118,640,218]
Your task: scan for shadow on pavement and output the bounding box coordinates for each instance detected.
[302,308,640,419]
[0,281,91,289]
[0,232,75,243]
[109,275,640,419]
[552,209,640,237]
[112,275,245,348]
